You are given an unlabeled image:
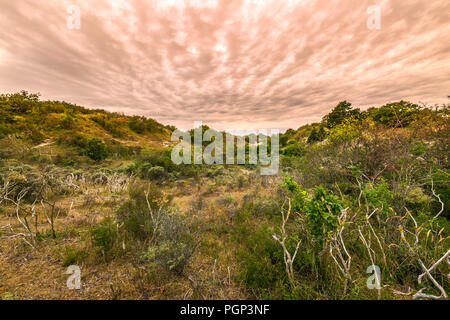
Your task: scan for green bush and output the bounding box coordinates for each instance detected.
[144,211,197,275]
[363,178,393,213]
[59,111,75,129]
[61,246,87,267]
[235,223,287,293]
[148,166,166,180]
[128,116,146,134]
[368,101,421,127]
[305,186,342,242]
[282,177,342,243]
[139,148,174,171]
[322,101,361,129]
[117,162,139,175]
[91,115,124,137]
[140,165,166,180]
[90,217,119,257]
[85,138,108,161]
[307,126,326,144]
[117,183,167,242]
[282,143,306,157]
[206,166,224,178]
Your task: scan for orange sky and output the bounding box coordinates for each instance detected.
[0,0,449,130]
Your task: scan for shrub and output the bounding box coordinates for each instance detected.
[305,186,342,242]
[58,133,88,148]
[327,118,361,145]
[117,183,167,242]
[282,176,307,213]
[59,111,75,129]
[0,168,47,202]
[139,148,174,171]
[282,177,342,243]
[410,141,427,156]
[323,101,361,129]
[140,165,166,180]
[85,138,108,161]
[236,174,246,188]
[117,162,139,175]
[363,178,393,213]
[148,166,166,180]
[90,217,119,257]
[128,116,146,134]
[307,126,326,144]
[236,223,287,293]
[144,211,197,275]
[91,115,124,137]
[0,91,39,114]
[405,186,431,209]
[206,166,224,178]
[368,101,421,127]
[279,134,289,147]
[282,143,306,157]
[61,246,87,267]
[28,127,45,144]
[0,123,13,137]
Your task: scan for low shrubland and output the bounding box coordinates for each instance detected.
[0,95,448,300]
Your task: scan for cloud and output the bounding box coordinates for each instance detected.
[0,0,449,131]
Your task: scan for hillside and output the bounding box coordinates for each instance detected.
[0,92,449,300]
[0,91,172,159]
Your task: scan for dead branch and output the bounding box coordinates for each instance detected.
[272,199,301,288]
[431,181,444,220]
[329,208,352,295]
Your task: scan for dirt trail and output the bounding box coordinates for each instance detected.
[32,140,56,149]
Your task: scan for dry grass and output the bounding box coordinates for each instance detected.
[0,170,254,300]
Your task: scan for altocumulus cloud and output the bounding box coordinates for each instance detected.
[0,0,449,131]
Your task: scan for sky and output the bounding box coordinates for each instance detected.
[0,0,449,131]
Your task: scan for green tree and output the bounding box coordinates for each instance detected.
[307,125,326,144]
[307,128,318,144]
[0,91,40,114]
[368,101,421,127]
[317,125,326,141]
[279,134,289,147]
[323,101,360,129]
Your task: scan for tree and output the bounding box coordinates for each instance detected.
[0,91,40,114]
[307,128,318,144]
[317,125,326,141]
[307,125,326,144]
[279,134,289,147]
[323,101,360,129]
[368,101,421,127]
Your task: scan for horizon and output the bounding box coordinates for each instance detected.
[1,0,449,131]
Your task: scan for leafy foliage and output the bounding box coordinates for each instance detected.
[304,186,342,241]
[322,101,361,129]
[368,101,421,127]
[89,217,119,257]
[85,138,108,161]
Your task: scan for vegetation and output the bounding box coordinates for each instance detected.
[0,92,448,300]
